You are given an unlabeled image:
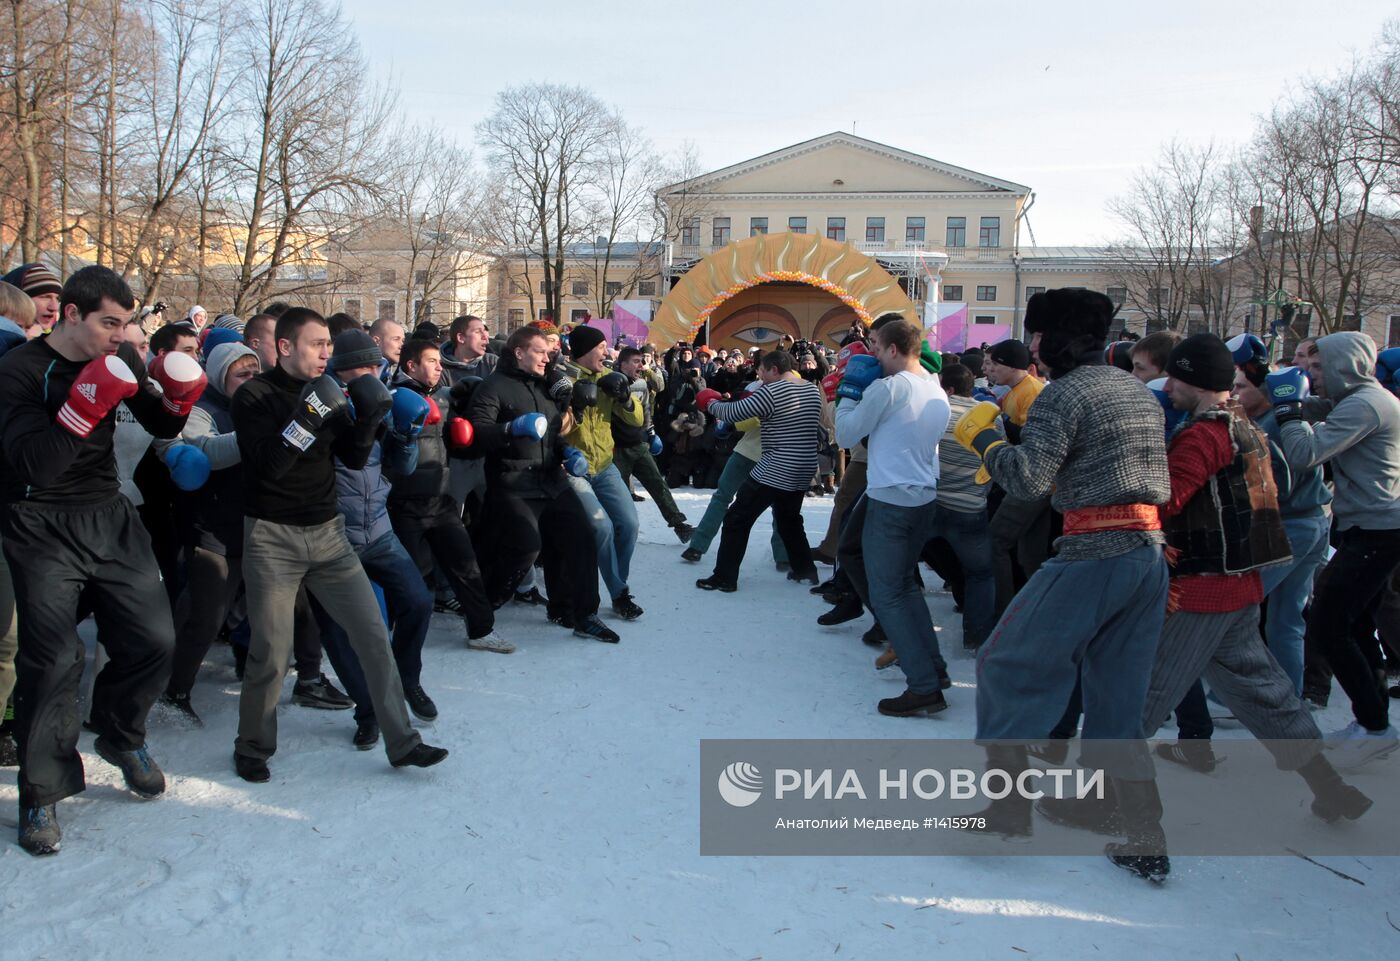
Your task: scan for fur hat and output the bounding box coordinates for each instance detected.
[1023,289,1116,378]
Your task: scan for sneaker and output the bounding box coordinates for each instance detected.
[292,674,354,711]
[611,592,644,621]
[818,594,863,626]
[1027,739,1070,766]
[18,804,60,856]
[158,691,204,728]
[513,587,548,606]
[672,522,694,544]
[547,609,576,630]
[877,688,948,717]
[786,569,820,586]
[862,622,887,647]
[1155,740,1220,774]
[696,576,737,593]
[680,547,703,563]
[391,743,449,768]
[404,685,439,721]
[353,719,380,751]
[467,630,516,654]
[434,595,462,615]
[875,647,898,671]
[93,736,166,799]
[573,613,621,643]
[234,752,270,784]
[1324,721,1400,769]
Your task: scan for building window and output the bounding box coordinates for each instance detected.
[906,216,925,243]
[946,217,966,248]
[605,281,623,297]
[826,217,846,242]
[508,308,525,325]
[208,236,223,253]
[865,217,885,243]
[978,217,1000,248]
[975,316,997,324]
[537,308,552,320]
[380,268,396,285]
[1107,286,1127,306]
[750,217,768,236]
[712,217,731,247]
[343,298,361,319]
[235,240,246,256]
[1149,287,1169,306]
[1025,286,1046,300]
[414,269,429,286]
[639,281,657,296]
[413,299,430,322]
[976,285,997,302]
[377,299,396,322]
[681,218,700,246]
[788,216,807,234]
[943,285,963,302]
[572,281,590,297]
[570,309,590,325]
[1389,315,1400,347]
[1340,313,1363,332]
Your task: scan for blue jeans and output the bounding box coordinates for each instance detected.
[935,506,997,649]
[863,499,949,693]
[977,543,1168,779]
[312,531,434,722]
[1259,512,1330,695]
[689,452,785,562]
[568,463,640,601]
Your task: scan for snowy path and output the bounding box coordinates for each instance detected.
[1,490,1396,960]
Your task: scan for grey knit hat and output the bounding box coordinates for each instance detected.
[330,328,383,372]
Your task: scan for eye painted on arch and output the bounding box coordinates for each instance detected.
[731,326,784,345]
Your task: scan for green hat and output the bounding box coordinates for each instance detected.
[919,342,943,375]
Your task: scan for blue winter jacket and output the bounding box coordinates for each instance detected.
[335,430,418,550]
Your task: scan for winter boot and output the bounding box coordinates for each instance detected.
[696,576,737,593]
[18,804,61,856]
[875,647,898,671]
[1036,786,1123,836]
[1298,753,1373,823]
[680,547,703,563]
[672,522,694,544]
[234,753,270,783]
[1104,778,1170,883]
[93,736,166,799]
[861,622,887,647]
[1027,738,1070,766]
[353,719,380,751]
[158,691,204,728]
[611,592,644,621]
[404,685,438,721]
[962,745,1033,839]
[817,594,863,626]
[877,688,948,717]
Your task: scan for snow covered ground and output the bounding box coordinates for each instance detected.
[2,490,1397,960]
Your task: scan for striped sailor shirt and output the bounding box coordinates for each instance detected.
[710,376,823,492]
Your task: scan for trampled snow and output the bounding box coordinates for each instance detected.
[1,491,1395,960]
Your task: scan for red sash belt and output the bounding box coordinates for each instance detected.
[1062,503,1161,536]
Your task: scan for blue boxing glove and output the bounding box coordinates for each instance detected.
[835,354,881,402]
[1227,333,1267,367]
[714,420,733,440]
[649,433,664,456]
[1377,347,1400,398]
[971,385,998,404]
[164,444,211,491]
[1265,366,1310,424]
[563,445,590,477]
[509,412,548,439]
[388,388,431,438]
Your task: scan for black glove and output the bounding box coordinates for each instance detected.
[598,371,633,405]
[282,374,351,451]
[545,368,573,412]
[449,376,483,419]
[346,373,393,425]
[570,380,598,415]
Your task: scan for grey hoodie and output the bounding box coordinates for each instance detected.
[1280,331,1400,530]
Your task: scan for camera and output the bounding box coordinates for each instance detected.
[151,302,168,314]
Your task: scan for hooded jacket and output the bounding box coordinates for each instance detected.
[335,430,416,549]
[1279,331,1400,530]
[385,370,457,524]
[179,342,257,555]
[440,341,498,386]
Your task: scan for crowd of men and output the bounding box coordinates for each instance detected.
[1,262,1398,884]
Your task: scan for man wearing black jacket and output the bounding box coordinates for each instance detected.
[0,266,202,856]
[230,307,446,783]
[466,326,619,643]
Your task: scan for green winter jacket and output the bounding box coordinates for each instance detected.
[564,364,644,477]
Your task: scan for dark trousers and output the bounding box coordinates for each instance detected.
[4,498,174,807]
[712,478,816,585]
[1050,675,1213,741]
[990,493,1053,617]
[168,548,243,697]
[483,486,600,619]
[390,501,494,640]
[1308,527,1400,731]
[614,442,685,527]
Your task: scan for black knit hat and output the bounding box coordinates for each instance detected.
[1166,333,1235,391]
[988,339,1031,371]
[569,324,606,359]
[330,328,383,372]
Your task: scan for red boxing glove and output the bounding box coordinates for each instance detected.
[58,355,139,438]
[821,369,842,402]
[149,351,207,416]
[448,417,474,448]
[695,388,722,413]
[836,341,870,370]
[423,396,442,426]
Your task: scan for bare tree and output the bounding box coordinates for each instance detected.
[577,119,663,319]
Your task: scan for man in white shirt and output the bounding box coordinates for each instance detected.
[835,319,953,716]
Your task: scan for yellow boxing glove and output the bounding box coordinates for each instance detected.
[953,401,1007,459]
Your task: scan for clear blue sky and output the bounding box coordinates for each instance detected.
[338,0,1393,245]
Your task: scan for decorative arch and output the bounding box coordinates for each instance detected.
[651,232,918,348]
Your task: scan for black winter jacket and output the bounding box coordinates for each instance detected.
[465,363,569,500]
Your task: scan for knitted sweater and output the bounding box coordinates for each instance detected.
[983,364,1170,559]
